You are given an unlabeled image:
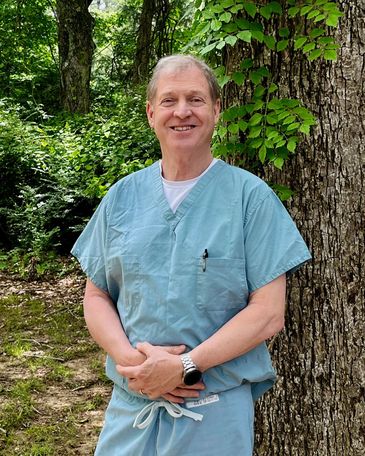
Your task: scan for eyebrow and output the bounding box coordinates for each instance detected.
[158,90,206,99]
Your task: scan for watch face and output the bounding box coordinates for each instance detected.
[184,369,202,386]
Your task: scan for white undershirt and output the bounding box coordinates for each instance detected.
[160,159,218,213]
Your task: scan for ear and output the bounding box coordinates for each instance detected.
[214,99,221,124]
[146,101,154,128]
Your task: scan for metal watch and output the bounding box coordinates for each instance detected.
[180,353,202,386]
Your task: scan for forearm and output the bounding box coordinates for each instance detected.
[190,274,286,372]
[83,279,144,366]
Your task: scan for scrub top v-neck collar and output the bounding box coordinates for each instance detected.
[151,159,225,229]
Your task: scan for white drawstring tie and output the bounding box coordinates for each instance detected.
[133,400,203,429]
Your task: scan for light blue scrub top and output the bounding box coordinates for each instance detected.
[71,160,311,401]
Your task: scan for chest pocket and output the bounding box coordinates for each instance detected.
[196,258,248,311]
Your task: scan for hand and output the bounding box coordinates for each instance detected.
[161,382,206,404]
[116,342,186,399]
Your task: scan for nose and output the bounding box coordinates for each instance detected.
[173,101,192,119]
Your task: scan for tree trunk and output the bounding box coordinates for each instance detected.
[56,0,95,113]
[252,2,364,455]
[132,0,155,84]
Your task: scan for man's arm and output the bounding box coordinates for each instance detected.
[83,279,146,367]
[118,274,286,398]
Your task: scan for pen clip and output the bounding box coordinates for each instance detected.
[202,249,208,272]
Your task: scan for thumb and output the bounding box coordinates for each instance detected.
[136,341,154,356]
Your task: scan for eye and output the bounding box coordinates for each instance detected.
[190,97,204,105]
[160,98,175,107]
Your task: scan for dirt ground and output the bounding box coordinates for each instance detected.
[0,272,112,455]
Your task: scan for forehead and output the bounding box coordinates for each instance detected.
[154,66,210,98]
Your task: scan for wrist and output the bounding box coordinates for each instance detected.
[120,347,146,366]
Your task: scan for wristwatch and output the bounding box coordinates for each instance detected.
[180,354,202,386]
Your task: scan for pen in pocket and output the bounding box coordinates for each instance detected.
[202,249,208,272]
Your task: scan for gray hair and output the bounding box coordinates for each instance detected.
[147,54,221,103]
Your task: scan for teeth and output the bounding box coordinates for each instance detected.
[173,126,194,131]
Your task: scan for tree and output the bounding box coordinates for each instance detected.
[56,0,95,113]
[192,0,364,454]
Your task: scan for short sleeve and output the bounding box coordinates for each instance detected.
[71,193,110,292]
[244,189,311,292]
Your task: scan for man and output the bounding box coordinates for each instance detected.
[72,55,311,455]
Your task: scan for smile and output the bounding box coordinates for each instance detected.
[171,126,196,131]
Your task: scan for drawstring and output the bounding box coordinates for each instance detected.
[133,400,203,429]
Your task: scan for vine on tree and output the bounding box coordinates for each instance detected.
[188,0,342,199]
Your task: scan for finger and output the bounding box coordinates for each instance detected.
[161,393,184,404]
[116,364,139,379]
[177,381,205,390]
[170,387,201,398]
[160,345,186,355]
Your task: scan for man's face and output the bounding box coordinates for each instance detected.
[146,65,220,156]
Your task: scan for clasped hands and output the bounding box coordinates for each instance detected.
[116,342,204,403]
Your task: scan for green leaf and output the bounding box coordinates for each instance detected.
[259,145,267,163]
[264,35,276,50]
[277,110,290,121]
[216,40,226,50]
[283,115,296,125]
[248,126,262,138]
[268,98,283,110]
[314,14,326,22]
[259,5,272,20]
[220,12,232,23]
[228,123,239,134]
[250,138,264,148]
[273,157,284,169]
[318,36,335,45]
[232,71,245,85]
[303,42,316,53]
[300,5,313,16]
[324,49,337,60]
[286,122,300,131]
[288,6,300,17]
[275,139,286,148]
[287,139,297,152]
[249,113,263,126]
[268,83,278,93]
[225,35,238,46]
[201,42,217,54]
[236,18,251,30]
[218,75,231,87]
[294,37,308,50]
[309,28,325,39]
[249,71,263,85]
[266,114,278,125]
[326,14,341,27]
[237,31,252,42]
[277,40,289,52]
[270,2,282,14]
[307,9,320,19]
[238,120,248,132]
[211,20,222,31]
[241,58,253,69]
[243,2,257,18]
[279,27,290,38]
[253,85,266,98]
[267,130,280,140]
[308,49,322,60]
[299,124,310,134]
[221,0,235,7]
[223,23,238,33]
[251,30,264,42]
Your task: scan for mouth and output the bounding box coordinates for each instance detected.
[170,125,196,131]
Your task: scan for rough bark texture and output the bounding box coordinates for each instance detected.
[56,0,94,113]
[132,0,155,84]
[251,2,364,455]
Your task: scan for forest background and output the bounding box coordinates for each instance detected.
[0,0,363,455]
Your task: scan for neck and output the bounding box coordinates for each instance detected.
[161,149,214,181]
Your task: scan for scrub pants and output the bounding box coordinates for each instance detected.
[94,383,254,456]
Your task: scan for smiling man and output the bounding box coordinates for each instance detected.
[72,55,311,455]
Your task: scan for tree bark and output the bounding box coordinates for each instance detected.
[132,0,155,84]
[56,0,95,113]
[250,2,364,455]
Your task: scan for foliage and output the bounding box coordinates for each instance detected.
[0,92,159,254]
[189,0,342,194]
[0,0,59,109]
